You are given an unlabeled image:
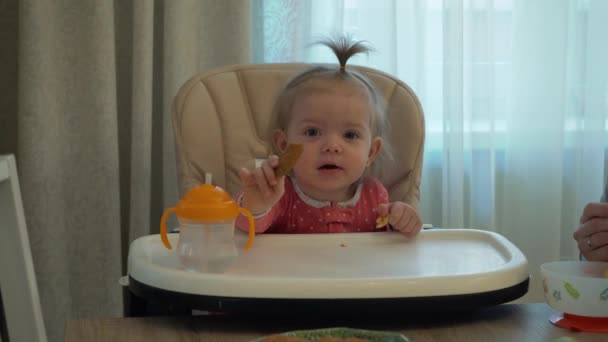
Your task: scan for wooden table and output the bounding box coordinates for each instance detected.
[64,303,606,341]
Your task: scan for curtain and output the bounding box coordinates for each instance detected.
[1,1,251,341]
[254,0,608,302]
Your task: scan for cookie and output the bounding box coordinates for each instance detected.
[275,144,303,177]
[375,215,389,228]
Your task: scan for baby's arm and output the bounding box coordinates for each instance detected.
[379,201,423,237]
[239,156,285,214]
[235,196,281,233]
[236,146,302,234]
[235,156,286,234]
[373,179,422,237]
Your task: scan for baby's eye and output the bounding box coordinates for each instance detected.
[344,130,360,140]
[304,128,320,137]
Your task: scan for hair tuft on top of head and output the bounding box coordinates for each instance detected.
[316,35,373,71]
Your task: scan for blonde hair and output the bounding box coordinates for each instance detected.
[267,36,393,176]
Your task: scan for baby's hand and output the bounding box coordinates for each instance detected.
[239,155,285,215]
[377,202,423,237]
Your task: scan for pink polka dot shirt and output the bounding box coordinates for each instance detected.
[236,176,389,234]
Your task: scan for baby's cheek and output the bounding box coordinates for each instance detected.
[292,155,310,172]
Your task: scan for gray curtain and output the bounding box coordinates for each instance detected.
[0,1,252,341]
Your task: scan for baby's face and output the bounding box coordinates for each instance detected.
[278,83,382,202]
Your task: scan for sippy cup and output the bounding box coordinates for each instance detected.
[159,173,255,273]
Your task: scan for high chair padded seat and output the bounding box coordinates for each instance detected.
[172,63,425,208]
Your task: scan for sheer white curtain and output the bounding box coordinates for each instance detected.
[254,0,608,301]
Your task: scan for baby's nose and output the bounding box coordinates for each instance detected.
[322,136,342,153]
[324,145,339,152]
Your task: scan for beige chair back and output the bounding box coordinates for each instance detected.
[171,63,424,208]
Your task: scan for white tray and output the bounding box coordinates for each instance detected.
[128,229,528,299]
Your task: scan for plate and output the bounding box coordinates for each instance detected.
[251,327,408,342]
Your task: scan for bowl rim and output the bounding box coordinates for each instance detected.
[540,260,608,281]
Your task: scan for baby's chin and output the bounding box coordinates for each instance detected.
[298,179,359,201]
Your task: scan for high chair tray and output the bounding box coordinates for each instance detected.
[127,229,529,314]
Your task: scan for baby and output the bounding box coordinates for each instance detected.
[236,36,422,236]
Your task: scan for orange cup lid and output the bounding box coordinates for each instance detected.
[174,184,240,222]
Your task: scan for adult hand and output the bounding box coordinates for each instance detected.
[377,202,423,237]
[238,155,285,215]
[573,202,608,262]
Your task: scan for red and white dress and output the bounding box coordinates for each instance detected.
[236,176,389,234]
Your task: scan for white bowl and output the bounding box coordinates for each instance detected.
[540,261,608,317]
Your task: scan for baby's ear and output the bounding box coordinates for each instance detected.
[367,137,383,164]
[272,129,289,153]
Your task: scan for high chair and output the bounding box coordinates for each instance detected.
[171,63,425,206]
[124,64,529,317]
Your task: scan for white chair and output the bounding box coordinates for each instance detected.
[0,154,47,342]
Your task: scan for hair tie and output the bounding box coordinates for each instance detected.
[339,65,346,72]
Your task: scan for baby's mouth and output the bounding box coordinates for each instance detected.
[319,164,341,170]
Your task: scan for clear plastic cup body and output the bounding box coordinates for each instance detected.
[175,218,238,273]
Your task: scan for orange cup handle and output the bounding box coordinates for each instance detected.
[160,207,176,249]
[238,208,256,250]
